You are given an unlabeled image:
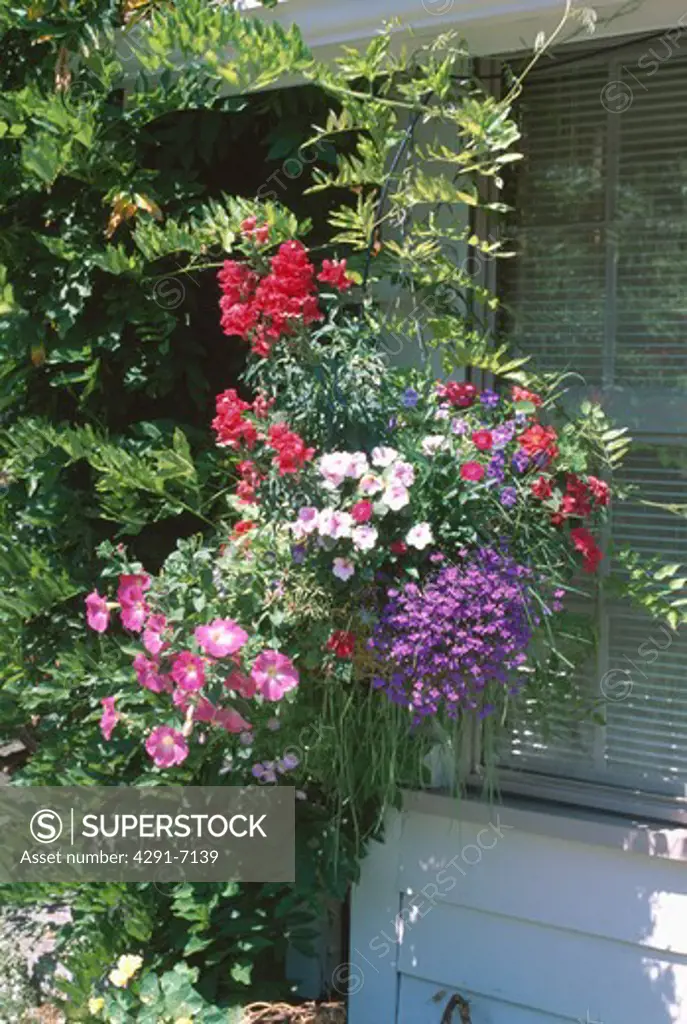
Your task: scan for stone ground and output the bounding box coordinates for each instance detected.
[0,904,71,1023]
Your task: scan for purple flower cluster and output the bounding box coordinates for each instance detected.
[369,549,542,721]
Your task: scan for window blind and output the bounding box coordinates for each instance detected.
[498,45,687,803]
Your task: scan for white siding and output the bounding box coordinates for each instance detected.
[348,797,687,1023]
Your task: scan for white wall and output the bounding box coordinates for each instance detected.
[347,794,687,1023]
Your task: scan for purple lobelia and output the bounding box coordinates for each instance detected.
[369,549,542,721]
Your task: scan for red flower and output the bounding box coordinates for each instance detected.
[351,500,373,524]
[531,475,553,500]
[218,260,258,306]
[390,541,407,555]
[232,520,255,538]
[318,259,354,292]
[326,630,356,659]
[570,526,604,573]
[460,461,485,482]
[471,429,493,452]
[241,217,270,245]
[212,389,259,449]
[267,422,315,476]
[436,381,477,408]
[561,474,591,518]
[518,423,558,460]
[550,512,567,528]
[587,475,611,506]
[512,385,542,407]
[216,241,323,357]
[220,301,259,339]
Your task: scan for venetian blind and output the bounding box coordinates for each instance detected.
[498,45,687,801]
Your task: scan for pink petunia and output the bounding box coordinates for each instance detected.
[194,618,248,658]
[332,557,355,582]
[460,462,486,482]
[225,671,257,699]
[171,651,206,692]
[143,614,168,656]
[250,650,299,702]
[145,726,188,768]
[133,653,170,694]
[119,585,149,633]
[117,573,151,602]
[86,591,110,633]
[99,697,119,741]
[195,699,252,734]
[351,500,373,524]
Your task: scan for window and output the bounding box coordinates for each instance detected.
[495,42,687,820]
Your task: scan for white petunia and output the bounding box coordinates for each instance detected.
[317,508,353,540]
[352,525,378,552]
[421,435,448,456]
[387,460,415,488]
[346,451,370,479]
[382,484,410,511]
[406,523,434,550]
[371,446,399,468]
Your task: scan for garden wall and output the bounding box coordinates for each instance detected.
[348,793,687,1023]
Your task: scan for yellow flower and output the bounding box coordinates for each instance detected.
[174,1018,194,1024]
[88,996,105,1015]
[108,953,143,988]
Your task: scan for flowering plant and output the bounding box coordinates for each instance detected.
[83,220,667,818]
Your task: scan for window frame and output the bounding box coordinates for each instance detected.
[464,43,687,825]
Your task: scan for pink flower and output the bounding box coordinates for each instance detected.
[351,500,373,524]
[119,585,148,633]
[99,697,119,741]
[471,429,493,452]
[194,698,251,733]
[171,651,206,692]
[251,650,299,702]
[317,508,353,540]
[216,707,253,733]
[388,461,415,487]
[296,507,319,534]
[225,671,257,699]
[133,654,170,694]
[86,591,109,633]
[117,573,151,603]
[460,461,485,482]
[145,726,188,768]
[143,614,168,656]
[332,557,355,581]
[194,618,248,658]
[358,474,383,496]
[172,688,190,712]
